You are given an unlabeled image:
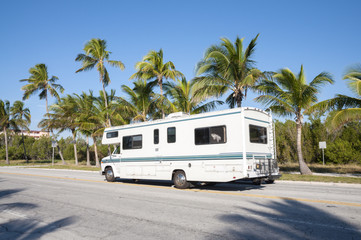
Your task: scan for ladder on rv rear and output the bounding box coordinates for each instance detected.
[268,113,277,160]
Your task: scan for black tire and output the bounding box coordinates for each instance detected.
[173,171,190,189]
[265,179,275,184]
[105,167,115,182]
[252,178,262,185]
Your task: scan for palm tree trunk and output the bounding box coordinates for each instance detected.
[86,136,90,166]
[92,136,100,168]
[72,130,78,165]
[159,77,165,119]
[21,131,28,163]
[296,120,312,175]
[4,127,9,165]
[101,77,111,127]
[57,145,66,165]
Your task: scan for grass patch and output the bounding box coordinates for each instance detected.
[280,173,361,184]
[35,165,100,171]
[279,162,361,174]
[0,159,100,171]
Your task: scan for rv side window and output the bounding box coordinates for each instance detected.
[106,131,118,139]
[123,135,143,149]
[154,129,159,144]
[167,127,176,143]
[195,126,226,145]
[249,125,267,144]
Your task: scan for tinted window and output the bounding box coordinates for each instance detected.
[167,127,176,143]
[154,129,159,144]
[249,125,267,144]
[195,126,226,145]
[106,131,118,139]
[123,135,142,149]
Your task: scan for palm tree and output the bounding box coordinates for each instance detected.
[130,49,184,118]
[75,38,125,127]
[255,65,334,175]
[20,63,65,162]
[20,63,64,115]
[194,34,261,108]
[75,91,104,167]
[312,65,361,130]
[164,78,223,114]
[118,80,159,122]
[10,101,31,163]
[97,89,128,127]
[0,100,18,164]
[44,95,80,165]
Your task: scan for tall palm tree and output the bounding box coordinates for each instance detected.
[0,100,18,164]
[312,65,361,130]
[194,34,261,108]
[118,80,159,122]
[20,63,65,162]
[10,101,31,163]
[130,49,184,118]
[75,38,125,127]
[20,63,64,115]
[164,78,223,114]
[255,65,334,175]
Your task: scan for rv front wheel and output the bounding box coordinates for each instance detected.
[173,171,190,189]
[105,167,115,182]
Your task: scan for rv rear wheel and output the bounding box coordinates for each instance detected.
[252,178,262,185]
[173,171,190,189]
[105,167,115,182]
[265,179,275,184]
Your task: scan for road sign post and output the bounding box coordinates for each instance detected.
[51,141,57,166]
[319,141,326,165]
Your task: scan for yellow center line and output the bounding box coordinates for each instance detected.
[2,171,361,208]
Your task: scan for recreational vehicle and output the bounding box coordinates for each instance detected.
[100,107,281,188]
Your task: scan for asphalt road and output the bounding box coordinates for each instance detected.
[1,167,361,240]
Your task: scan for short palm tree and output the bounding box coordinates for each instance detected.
[118,80,158,122]
[0,100,18,164]
[75,38,125,127]
[312,65,361,129]
[10,101,31,162]
[255,65,334,175]
[164,78,223,114]
[44,95,80,165]
[75,91,104,167]
[97,89,128,127]
[195,34,261,108]
[130,49,184,118]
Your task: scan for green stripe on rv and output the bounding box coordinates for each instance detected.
[102,153,272,163]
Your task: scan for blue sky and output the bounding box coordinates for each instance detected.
[1,0,360,136]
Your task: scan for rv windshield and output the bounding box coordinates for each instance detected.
[113,145,121,155]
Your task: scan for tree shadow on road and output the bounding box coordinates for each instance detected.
[216,199,361,240]
[0,188,77,240]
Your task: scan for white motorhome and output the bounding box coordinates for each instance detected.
[100,107,280,188]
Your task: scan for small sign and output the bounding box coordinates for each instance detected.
[319,141,326,149]
[52,141,58,148]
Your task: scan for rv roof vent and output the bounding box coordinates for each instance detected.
[166,112,189,119]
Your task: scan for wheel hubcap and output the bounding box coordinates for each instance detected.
[176,173,186,185]
[106,170,113,178]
